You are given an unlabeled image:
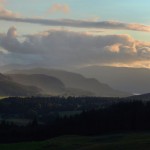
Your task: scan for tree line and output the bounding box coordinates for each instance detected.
[0,96,150,143]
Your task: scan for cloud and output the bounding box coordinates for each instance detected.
[105,43,122,53]
[127,23,150,32]
[0,0,19,17]
[104,60,150,69]
[0,6,19,17]
[0,27,150,68]
[48,3,70,14]
[7,26,17,38]
[0,16,150,32]
[0,27,22,53]
[0,0,5,5]
[0,46,8,54]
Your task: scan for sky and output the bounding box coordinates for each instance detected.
[0,0,150,69]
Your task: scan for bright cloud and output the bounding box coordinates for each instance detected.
[103,60,150,69]
[127,23,150,32]
[0,6,19,18]
[105,43,122,53]
[48,3,70,14]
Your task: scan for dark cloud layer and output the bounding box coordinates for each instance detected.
[0,16,150,32]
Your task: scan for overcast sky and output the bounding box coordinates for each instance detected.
[0,0,150,69]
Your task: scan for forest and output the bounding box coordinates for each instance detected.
[0,96,150,143]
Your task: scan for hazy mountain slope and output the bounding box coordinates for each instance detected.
[0,64,37,73]
[0,74,40,96]
[74,66,150,94]
[8,68,130,97]
[8,74,66,95]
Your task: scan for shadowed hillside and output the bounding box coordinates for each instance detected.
[8,68,131,97]
[8,74,65,96]
[0,74,40,96]
[75,66,150,94]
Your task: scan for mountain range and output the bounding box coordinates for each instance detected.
[1,67,130,97]
[7,74,65,96]
[0,73,40,96]
[73,66,150,94]
[2,64,150,95]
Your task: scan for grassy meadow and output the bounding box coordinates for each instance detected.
[1,133,150,150]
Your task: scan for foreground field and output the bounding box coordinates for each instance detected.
[1,133,150,150]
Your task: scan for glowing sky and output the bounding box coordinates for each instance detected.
[0,0,150,68]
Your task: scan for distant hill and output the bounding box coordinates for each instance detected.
[74,66,150,94]
[8,68,130,97]
[8,74,66,96]
[0,73,40,96]
[2,64,150,94]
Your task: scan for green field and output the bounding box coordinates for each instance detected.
[1,133,150,150]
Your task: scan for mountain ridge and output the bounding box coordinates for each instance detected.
[74,66,150,94]
[7,68,131,97]
[0,73,41,96]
